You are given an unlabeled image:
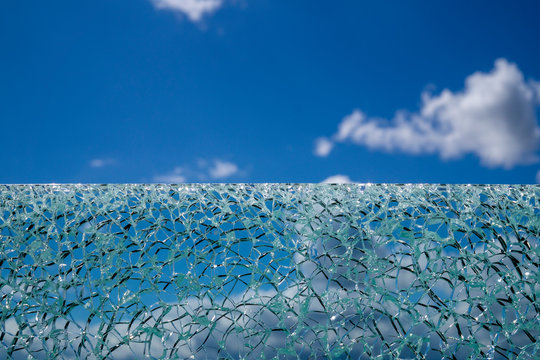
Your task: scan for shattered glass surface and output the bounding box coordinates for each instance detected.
[0,184,539,359]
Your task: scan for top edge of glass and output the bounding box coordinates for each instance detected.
[1,183,538,187]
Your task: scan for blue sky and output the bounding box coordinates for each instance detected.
[1,0,540,184]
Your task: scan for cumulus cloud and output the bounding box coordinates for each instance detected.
[150,0,223,22]
[153,167,187,183]
[533,80,540,104]
[316,59,540,169]
[321,174,352,184]
[208,160,238,179]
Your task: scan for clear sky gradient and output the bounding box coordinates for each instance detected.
[2,0,540,184]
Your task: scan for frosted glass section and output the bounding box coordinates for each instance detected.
[0,184,538,359]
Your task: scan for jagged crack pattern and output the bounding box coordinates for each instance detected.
[0,184,539,359]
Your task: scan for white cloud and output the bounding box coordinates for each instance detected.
[208,160,239,179]
[153,159,241,183]
[317,59,540,169]
[150,0,223,22]
[321,174,352,184]
[536,170,540,184]
[90,159,105,168]
[153,167,187,183]
[533,80,540,104]
[314,137,334,157]
[89,158,116,168]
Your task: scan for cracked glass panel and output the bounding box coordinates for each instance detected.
[0,184,539,359]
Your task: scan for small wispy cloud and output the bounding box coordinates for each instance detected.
[153,167,187,183]
[153,159,241,183]
[314,137,334,157]
[321,174,352,184]
[89,158,116,168]
[536,170,540,184]
[208,160,238,179]
[150,0,224,22]
[316,59,540,169]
